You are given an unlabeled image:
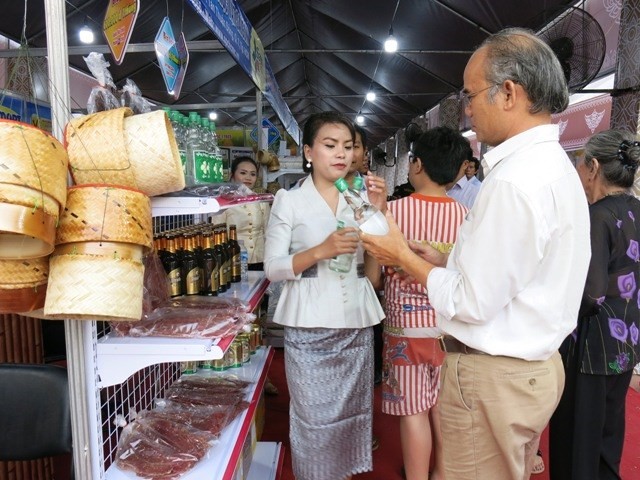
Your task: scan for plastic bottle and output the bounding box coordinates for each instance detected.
[328,220,354,273]
[335,176,389,235]
[239,239,249,282]
[169,111,187,179]
[210,122,224,182]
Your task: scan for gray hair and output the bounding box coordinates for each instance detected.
[480,28,569,115]
[584,129,640,189]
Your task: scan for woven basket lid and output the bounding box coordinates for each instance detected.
[0,256,48,287]
[65,107,135,187]
[44,246,144,322]
[0,182,60,218]
[0,120,69,208]
[123,110,185,196]
[0,255,48,314]
[0,202,56,259]
[0,285,47,314]
[55,185,152,249]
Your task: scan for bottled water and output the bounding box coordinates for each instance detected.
[335,177,389,235]
[239,239,249,282]
[328,220,354,273]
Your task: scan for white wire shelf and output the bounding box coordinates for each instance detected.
[96,272,269,387]
[104,346,274,480]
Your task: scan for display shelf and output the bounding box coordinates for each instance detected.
[246,442,284,480]
[151,192,273,217]
[96,272,269,387]
[265,167,304,183]
[104,346,274,480]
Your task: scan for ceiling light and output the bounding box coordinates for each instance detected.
[209,111,218,120]
[366,91,376,102]
[384,27,398,53]
[78,20,94,44]
[356,115,365,125]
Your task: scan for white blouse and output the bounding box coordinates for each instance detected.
[214,201,270,264]
[264,177,384,329]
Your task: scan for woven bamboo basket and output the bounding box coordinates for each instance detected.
[122,110,185,196]
[0,183,60,217]
[65,107,134,187]
[55,185,153,250]
[0,119,69,210]
[44,242,144,321]
[0,256,48,313]
[65,108,185,196]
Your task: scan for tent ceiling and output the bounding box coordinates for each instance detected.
[0,0,575,145]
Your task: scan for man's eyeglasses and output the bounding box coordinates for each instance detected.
[461,84,498,107]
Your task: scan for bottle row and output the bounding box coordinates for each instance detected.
[155,223,249,298]
[163,108,225,186]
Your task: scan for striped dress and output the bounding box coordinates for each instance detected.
[382,193,467,415]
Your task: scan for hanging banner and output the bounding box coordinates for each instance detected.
[103,0,140,65]
[0,92,52,132]
[187,0,301,144]
[250,118,281,147]
[155,17,181,96]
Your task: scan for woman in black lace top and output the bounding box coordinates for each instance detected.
[550,130,640,480]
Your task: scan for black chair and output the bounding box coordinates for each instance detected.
[0,363,73,478]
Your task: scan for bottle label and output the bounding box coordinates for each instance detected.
[210,268,219,292]
[168,268,181,297]
[185,267,200,294]
[193,150,215,183]
[231,252,241,278]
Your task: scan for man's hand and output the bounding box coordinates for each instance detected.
[360,210,410,266]
[409,240,448,267]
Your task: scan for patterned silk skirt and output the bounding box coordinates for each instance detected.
[284,326,374,480]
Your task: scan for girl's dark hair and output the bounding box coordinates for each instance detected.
[412,126,472,186]
[229,156,259,180]
[302,111,355,173]
[584,129,640,189]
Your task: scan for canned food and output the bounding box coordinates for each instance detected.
[199,360,214,370]
[226,340,243,368]
[251,323,261,353]
[238,333,251,363]
[211,357,227,371]
[180,361,198,375]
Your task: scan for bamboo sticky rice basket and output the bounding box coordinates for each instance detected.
[0,257,48,314]
[65,108,185,196]
[0,120,69,259]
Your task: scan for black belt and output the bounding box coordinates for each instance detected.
[438,335,489,355]
[301,263,365,278]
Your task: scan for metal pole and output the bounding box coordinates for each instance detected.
[43,0,97,478]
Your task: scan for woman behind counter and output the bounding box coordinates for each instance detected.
[549,130,640,479]
[264,111,386,480]
[215,156,270,270]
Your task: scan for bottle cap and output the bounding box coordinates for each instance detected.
[352,176,364,191]
[334,177,349,192]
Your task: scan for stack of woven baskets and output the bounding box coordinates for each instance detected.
[0,106,185,321]
[0,120,68,313]
[38,107,185,322]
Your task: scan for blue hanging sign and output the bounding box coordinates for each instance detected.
[250,118,281,147]
[154,17,181,96]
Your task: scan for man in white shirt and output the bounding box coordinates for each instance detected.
[362,28,590,479]
[447,155,481,208]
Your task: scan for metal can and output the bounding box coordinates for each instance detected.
[199,360,214,370]
[238,333,251,364]
[211,357,227,371]
[180,361,198,375]
[225,339,243,368]
[251,323,261,353]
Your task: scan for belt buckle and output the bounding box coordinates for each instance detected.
[438,335,447,353]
